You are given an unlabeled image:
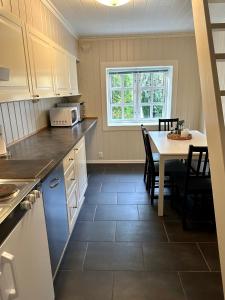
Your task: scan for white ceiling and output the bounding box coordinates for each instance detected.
[51,0,194,37]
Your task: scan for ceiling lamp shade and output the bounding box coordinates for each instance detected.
[96,0,129,6]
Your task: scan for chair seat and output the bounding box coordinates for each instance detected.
[174,175,212,193]
[154,159,187,176]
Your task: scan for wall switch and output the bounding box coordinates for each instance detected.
[98,152,103,159]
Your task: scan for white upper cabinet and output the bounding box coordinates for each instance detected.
[68,54,79,96]
[53,46,70,97]
[27,27,54,99]
[0,10,31,102]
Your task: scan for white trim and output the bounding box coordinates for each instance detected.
[79,32,195,41]
[41,0,78,39]
[87,160,145,164]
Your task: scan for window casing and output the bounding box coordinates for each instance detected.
[106,66,173,126]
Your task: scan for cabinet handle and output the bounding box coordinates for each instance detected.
[49,178,61,189]
[71,178,75,181]
[56,93,60,96]
[1,252,18,299]
[33,94,39,98]
[69,158,74,161]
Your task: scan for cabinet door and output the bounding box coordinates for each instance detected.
[0,11,31,102]
[27,27,54,98]
[0,197,54,300]
[75,137,87,202]
[68,54,79,96]
[53,47,70,97]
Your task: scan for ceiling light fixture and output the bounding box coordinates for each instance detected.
[96,0,129,7]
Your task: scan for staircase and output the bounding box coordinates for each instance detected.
[192,0,225,293]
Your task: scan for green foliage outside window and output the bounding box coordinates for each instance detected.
[112,106,122,119]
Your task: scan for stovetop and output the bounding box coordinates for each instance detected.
[0,179,39,224]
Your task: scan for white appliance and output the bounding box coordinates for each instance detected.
[50,107,79,127]
[57,102,83,122]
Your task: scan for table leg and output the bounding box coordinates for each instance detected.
[158,156,165,216]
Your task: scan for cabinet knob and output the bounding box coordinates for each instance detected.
[33,94,39,98]
[20,200,32,211]
[56,93,61,96]
[69,158,74,161]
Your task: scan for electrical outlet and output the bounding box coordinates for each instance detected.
[98,152,103,159]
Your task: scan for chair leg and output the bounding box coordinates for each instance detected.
[144,157,148,183]
[150,177,155,205]
[182,196,188,230]
[146,161,152,192]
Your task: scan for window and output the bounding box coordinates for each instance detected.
[106,66,173,126]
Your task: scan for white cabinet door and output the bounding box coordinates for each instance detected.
[68,54,79,96]
[0,197,54,300]
[53,46,70,97]
[75,137,88,203]
[0,11,31,102]
[27,27,54,98]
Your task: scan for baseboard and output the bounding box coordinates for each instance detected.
[87,160,145,164]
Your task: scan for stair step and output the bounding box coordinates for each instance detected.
[211,23,225,30]
[221,91,225,96]
[215,53,225,60]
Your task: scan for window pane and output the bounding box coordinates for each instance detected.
[112,106,122,119]
[152,72,165,86]
[112,74,122,87]
[124,90,133,104]
[141,106,150,119]
[141,73,151,87]
[153,105,163,118]
[124,106,134,119]
[141,90,151,103]
[112,90,122,104]
[153,89,164,102]
[124,74,133,88]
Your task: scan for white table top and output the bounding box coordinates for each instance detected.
[149,130,207,156]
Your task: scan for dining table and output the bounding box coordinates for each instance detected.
[148,130,207,216]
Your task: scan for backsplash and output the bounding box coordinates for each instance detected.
[0,98,61,145]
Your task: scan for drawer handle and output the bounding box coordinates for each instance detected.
[71,178,75,181]
[1,252,18,299]
[69,158,74,161]
[33,94,39,98]
[49,178,61,188]
[56,93,61,96]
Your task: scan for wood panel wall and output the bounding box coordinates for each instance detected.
[78,34,202,162]
[0,98,60,145]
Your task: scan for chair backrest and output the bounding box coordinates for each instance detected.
[141,124,147,155]
[143,128,156,175]
[185,145,211,191]
[158,118,179,131]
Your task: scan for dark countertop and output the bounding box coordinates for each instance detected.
[0,118,97,180]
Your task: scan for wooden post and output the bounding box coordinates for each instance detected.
[192,0,225,293]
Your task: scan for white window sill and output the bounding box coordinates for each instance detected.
[104,123,159,131]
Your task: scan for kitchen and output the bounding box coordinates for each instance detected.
[0,0,225,299]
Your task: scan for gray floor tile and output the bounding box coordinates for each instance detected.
[71,221,116,242]
[138,205,160,221]
[77,204,96,221]
[180,272,223,300]
[116,221,167,242]
[118,192,150,205]
[113,271,185,300]
[85,182,102,193]
[84,242,144,271]
[143,243,208,271]
[95,205,139,221]
[164,221,217,242]
[198,243,221,271]
[60,242,87,271]
[101,182,135,192]
[55,271,113,300]
[85,192,117,205]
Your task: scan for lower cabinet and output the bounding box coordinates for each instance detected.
[0,196,54,300]
[63,136,88,233]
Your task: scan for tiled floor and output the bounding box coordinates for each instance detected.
[54,164,223,300]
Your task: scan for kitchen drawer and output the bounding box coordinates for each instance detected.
[64,163,77,195]
[63,149,75,173]
[67,183,79,232]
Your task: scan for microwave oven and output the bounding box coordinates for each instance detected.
[57,102,84,122]
[50,107,79,127]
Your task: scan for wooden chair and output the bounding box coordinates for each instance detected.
[172,145,213,229]
[158,118,179,131]
[143,128,186,204]
[141,124,159,184]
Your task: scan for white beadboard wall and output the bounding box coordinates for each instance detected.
[78,34,202,162]
[0,98,61,145]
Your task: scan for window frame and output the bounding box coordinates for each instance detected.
[101,60,178,131]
